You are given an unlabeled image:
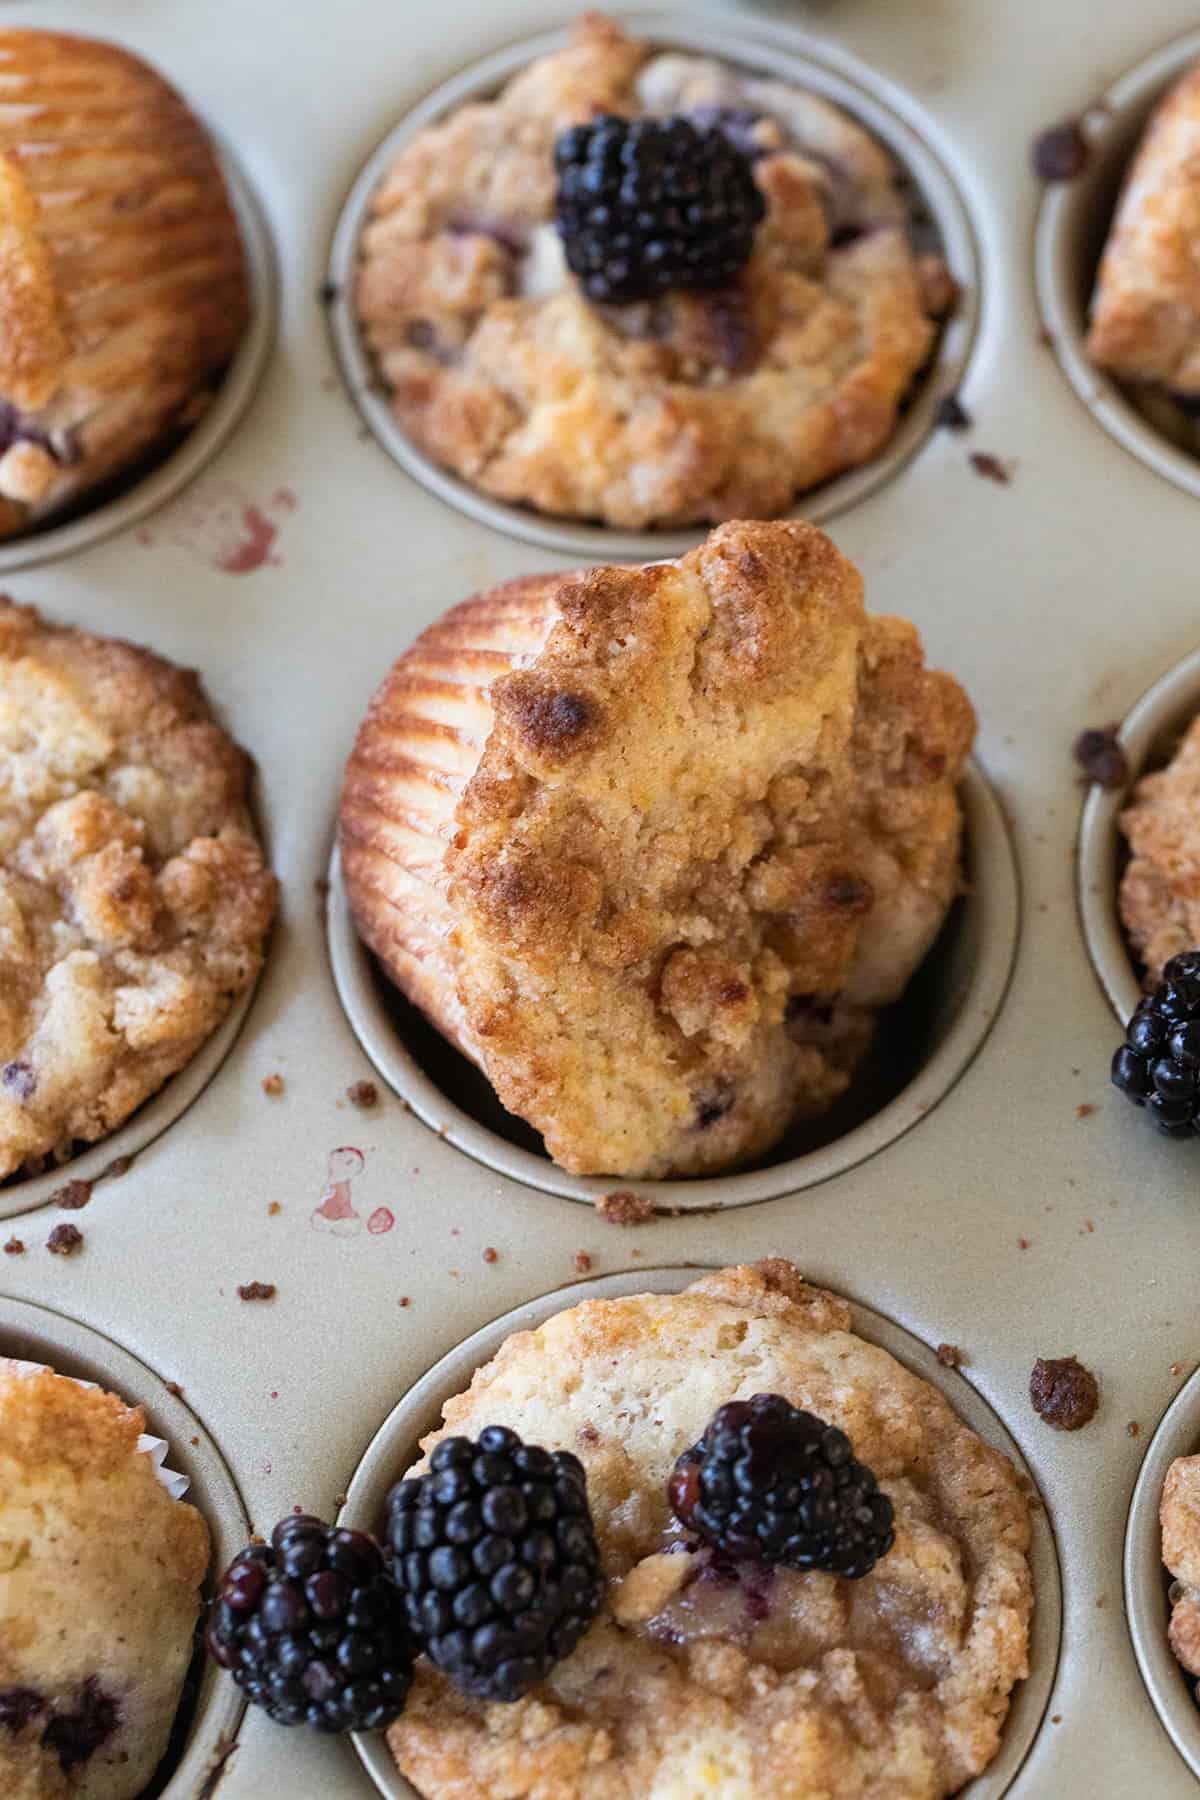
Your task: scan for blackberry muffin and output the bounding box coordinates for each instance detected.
[339,519,975,1179]
[0,600,278,1181]
[0,28,248,538]
[354,13,952,529]
[1087,63,1200,457]
[0,1359,210,1798]
[384,1260,1034,1798]
[1118,715,1200,982]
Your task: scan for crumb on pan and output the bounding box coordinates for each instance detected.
[597,1190,657,1225]
[237,1281,276,1302]
[1073,724,1128,790]
[1029,1355,1099,1430]
[45,1221,83,1256]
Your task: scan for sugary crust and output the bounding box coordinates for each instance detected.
[340,520,973,1179]
[0,599,278,1179]
[0,1364,209,1800]
[1118,714,1200,982]
[1163,1456,1200,1678]
[1087,63,1200,393]
[387,1260,1033,1800]
[354,14,941,529]
[0,28,248,536]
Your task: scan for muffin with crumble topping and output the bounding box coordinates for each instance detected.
[353,12,953,530]
[0,600,278,1182]
[339,518,974,1179]
[384,1260,1034,1799]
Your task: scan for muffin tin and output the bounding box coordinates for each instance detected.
[5,0,1200,1793]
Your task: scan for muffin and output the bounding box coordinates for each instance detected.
[385,1260,1034,1799]
[0,28,248,538]
[1162,1454,1200,1684]
[1118,714,1200,982]
[339,519,975,1179]
[354,12,952,530]
[0,1359,210,1799]
[1087,63,1200,457]
[0,600,278,1181]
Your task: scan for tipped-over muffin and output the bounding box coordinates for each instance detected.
[1088,63,1200,455]
[0,1360,210,1799]
[385,1260,1034,1799]
[354,12,952,529]
[1119,714,1200,982]
[339,519,975,1178]
[0,600,278,1180]
[0,28,248,538]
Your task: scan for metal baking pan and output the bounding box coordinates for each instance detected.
[4,1,1200,1794]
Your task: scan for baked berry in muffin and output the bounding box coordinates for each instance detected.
[0,29,248,538]
[0,601,278,1181]
[384,1260,1034,1798]
[354,13,952,529]
[339,519,974,1179]
[1118,716,1200,982]
[0,1360,210,1799]
[1087,64,1200,456]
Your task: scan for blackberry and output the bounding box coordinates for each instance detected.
[553,113,766,305]
[668,1393,894,1579]
[205,1515,414,1731]
[388,1425,605,1703]
[1112,951,1200,1136]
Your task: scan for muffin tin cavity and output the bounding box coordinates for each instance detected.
[1126,1365,1200,1780]
[0,145,276,576]
[326,12,979,560]
[1035,30,1200,502]
[0,972,262,1225]
[328,759,1018,1207]
[0,1296,250,1796]
[339,1267,1061,1800]
[1078,646,1200,1024]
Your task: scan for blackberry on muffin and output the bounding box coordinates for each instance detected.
[0,1360,209,1799]
[669,1392,895,1577]
[339,519,974,1179]
[0,29,248,538]
[388,1425,605,1702]
[354,13,951,529]
[0,600,278,1181]
[1112,952,1200,1135]
[383,1261,1034,1800]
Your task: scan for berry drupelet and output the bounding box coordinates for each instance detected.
[388,1425,605,1703]
[1112,951,1200,1136]
[553,113,766,305]
[669,1393,895,1579]
[205,1516,413,1731]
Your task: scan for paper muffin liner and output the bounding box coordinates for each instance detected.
[1,1357,190,1499]
[339,571,567,1063]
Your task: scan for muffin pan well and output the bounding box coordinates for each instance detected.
[327,759,1019,1207]
[0,1295,249,1797]
[5,0,1200,1794]
[326,12,980,561]
[339,1268,1062,1800]
[1035,28,1200,503]
[0,147,277,577]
